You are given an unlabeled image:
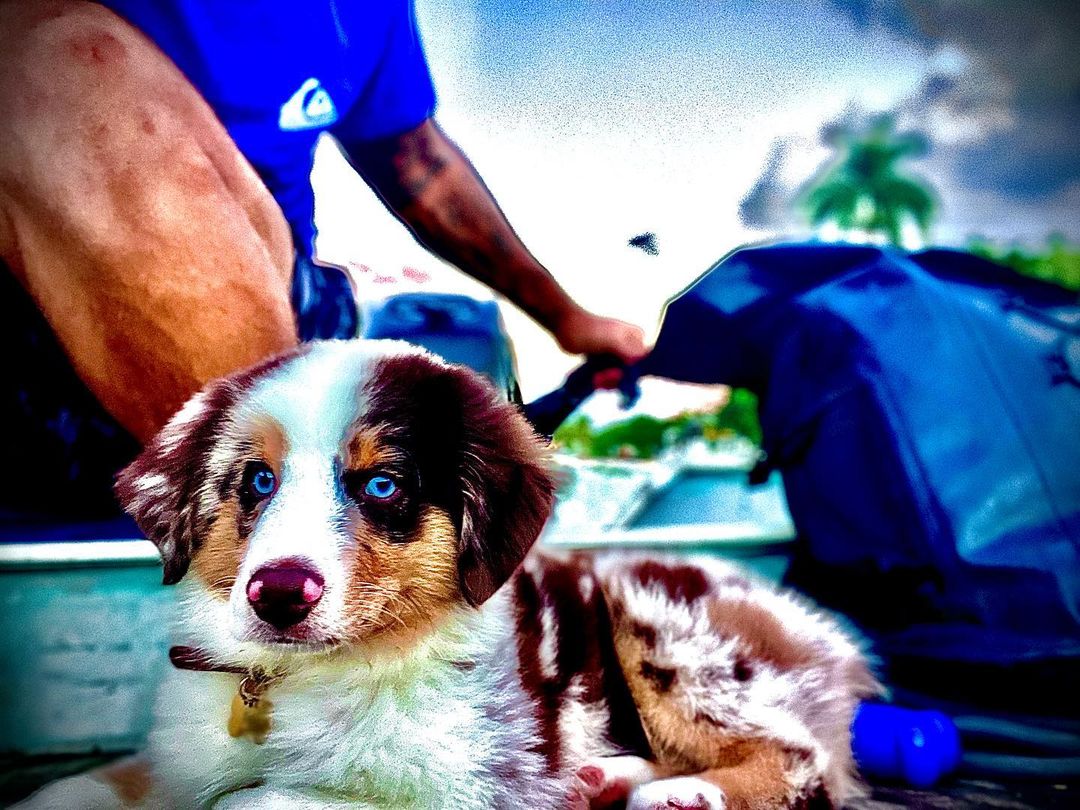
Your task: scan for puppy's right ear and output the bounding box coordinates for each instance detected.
[116,348,305,584]
[115,387,224,585]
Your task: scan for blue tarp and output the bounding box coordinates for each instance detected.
[636,243,1080,668]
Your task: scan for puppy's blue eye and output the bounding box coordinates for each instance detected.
[364,475,398,500]
[252,469,276,496]
[243,462,277,500]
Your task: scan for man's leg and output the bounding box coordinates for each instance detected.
[0,0,297,444]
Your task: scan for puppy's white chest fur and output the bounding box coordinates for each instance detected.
[152,598,551,809]
[272,671,490,805]
[270,641,503,806]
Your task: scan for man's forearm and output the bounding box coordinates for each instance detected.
[345,119,582,333]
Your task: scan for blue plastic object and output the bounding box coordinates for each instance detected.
[852,703,961,787]
[360,293,518,401]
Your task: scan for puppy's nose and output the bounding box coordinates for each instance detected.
[247,561,324,630]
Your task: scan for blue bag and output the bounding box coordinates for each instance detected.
[634,243,1080,710]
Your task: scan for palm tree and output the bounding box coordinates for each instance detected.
[801,114,937,246]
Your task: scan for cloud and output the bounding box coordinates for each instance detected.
[824,0,1080,199]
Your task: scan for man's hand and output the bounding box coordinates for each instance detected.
[553,305,647,364]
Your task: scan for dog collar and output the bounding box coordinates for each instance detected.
[169,645,283,744]
[169,645,248,675]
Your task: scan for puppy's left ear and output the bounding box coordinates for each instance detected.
[367,353,557,605]
[449,366,556,605]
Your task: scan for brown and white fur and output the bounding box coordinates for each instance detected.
[19,339,879,810]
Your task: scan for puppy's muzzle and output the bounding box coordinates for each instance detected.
[247,560,325,630]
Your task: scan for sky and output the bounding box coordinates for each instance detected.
[311,0,1079,403]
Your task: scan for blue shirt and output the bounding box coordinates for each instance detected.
[100,0,437,256]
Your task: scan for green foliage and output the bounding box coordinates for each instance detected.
[552,388,763,459]
[588,414,672,460]
[800,113,937,246]
[707,388,763,446]
[967,234,1080,292]
[552,413,594,457]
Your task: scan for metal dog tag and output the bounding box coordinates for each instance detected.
[227,669,277,744]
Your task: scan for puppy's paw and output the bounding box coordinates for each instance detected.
[573,755,665,808]
[628,776,727,810]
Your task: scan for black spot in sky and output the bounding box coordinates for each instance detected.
[629,232,659,255]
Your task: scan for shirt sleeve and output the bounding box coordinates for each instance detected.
[333,0,437,143]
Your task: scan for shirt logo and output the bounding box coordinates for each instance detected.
[278,78,338,131]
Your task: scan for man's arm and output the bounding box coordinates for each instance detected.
[342,118,645,363]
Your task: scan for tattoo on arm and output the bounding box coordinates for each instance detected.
[344,120,448,207]
[399,147,448,201]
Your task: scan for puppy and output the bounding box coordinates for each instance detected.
[19,339,878,809]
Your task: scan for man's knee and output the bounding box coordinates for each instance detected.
[0,0,291,273]
[0,1,197,217]
[0,1,150,124]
